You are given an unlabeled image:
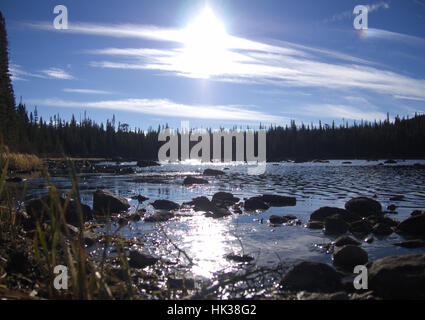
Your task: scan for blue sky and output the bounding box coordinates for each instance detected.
[1,0,425,130]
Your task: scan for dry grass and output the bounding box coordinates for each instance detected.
[1,151,43,171]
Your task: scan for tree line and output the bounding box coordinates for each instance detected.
[1,11,424,161]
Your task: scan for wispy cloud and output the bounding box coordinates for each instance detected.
[63,88,114,94]
[41,67,74,80]
[9,64,47,81]
[299,104,388,121]
[27,98,286,123]
[361,28,425,45]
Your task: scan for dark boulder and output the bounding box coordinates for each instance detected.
[349,219,373,236]
[310,207,358,223]
[333,236,360,247]
[129,250,159,268]
[131,195,149,203]
[368,254,425,299]
[244,196,270,211]
[203,168,225,176]
[324,217,349,235]
[183,176,209,185]
[93,189,130,214]
[307,221,324,229]
[211,192,240,207]
[185,196,214,212]
[281,261,343,292]
[151,199,180,211]
[397,214,425,236]
[332,245,368,270]
[345,197,382,216]
[372,223,393,236]
[269,215,297,224]
[26,194,93,226]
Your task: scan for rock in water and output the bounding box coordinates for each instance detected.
[345,197,382,216]
[26,194,93,226]
[259,194,296,207]
[144,211,174,222]
[333,236,360,247]
[372,223,393,236]
[151,199,180,211]
[393,240,425,248]
[332,245,368,270]
[93,189,130,214]
[324,216,349,235]
[369,254,425,299]
[211,192,240,207]
[349,219,373,235]
[243,196,269,211]
[129,250,159,268]
[183,176,209,185]
[310,207,358,222]
[136,160,160,167]
[203,169,225,176]
[281,261,343,292]
[397,214,425,236]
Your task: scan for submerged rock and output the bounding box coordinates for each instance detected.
[183,176,209,185]
[151,199,180,211]
[368,254,425,299]
[203,168,225,176]
[136,160,160,167]
[332,245,368,270]
[393,239,425,248]
[144,211,174,222]
[225,253,254,263]
[259,194,296,207]
[345,197,382,217]
[389,195,404,201]
[281,261,343,292]
[93,189,130,214]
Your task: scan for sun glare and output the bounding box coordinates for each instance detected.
[179,6,231,78]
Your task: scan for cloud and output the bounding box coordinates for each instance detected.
[27,17,425,101]
[9,64,47,81]
[26,98,286,123]
[41,68,74,80]
[300,104,387,121]
[63,88,114,94]
[360,28,425,45]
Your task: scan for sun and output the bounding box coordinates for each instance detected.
[179,6,231,78]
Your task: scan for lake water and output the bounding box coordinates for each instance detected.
[24,160,425,279]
